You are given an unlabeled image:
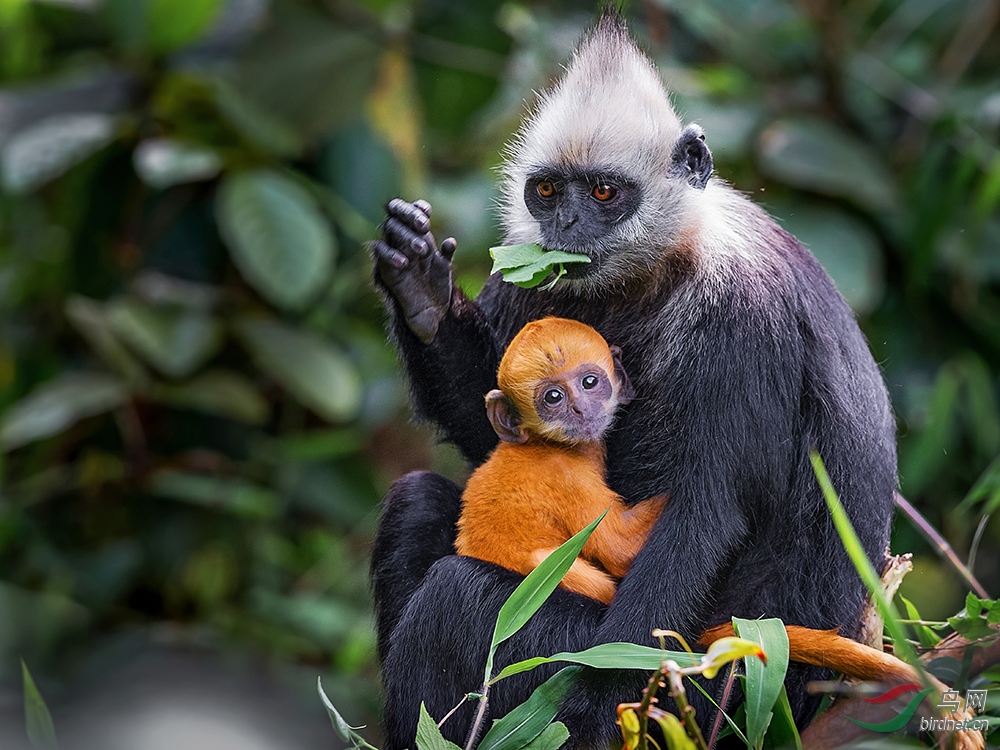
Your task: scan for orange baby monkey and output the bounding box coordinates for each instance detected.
[456,316,664,605]
[456,317,938,698]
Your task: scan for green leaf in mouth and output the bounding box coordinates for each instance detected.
[488,243,591,289]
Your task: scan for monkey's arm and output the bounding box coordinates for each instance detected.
[372,199,503,465]
[530,548,618,605]
[581,496,667,578]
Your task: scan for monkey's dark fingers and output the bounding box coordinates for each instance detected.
[371,240,409,271]
[382,217,436,259]
[386,198,430,234]
[413,199,432,217]
[441,237,457,261]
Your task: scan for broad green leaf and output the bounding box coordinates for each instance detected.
[151,370,269,425]
[147,0,223,53]
[212,77,304,157]
[811,452,919,667]
[763,686,801,750]
[0,373,127,450]
[489,244,549,271]
[486,510,608,682]
[947,593,999,640]
[521,721,569,750]
[415,703,462,750]
[652,712,695,750]
[900,595,940,648]
[133,139,221,189]
[217,170,336,311]
[149,471,279,518]
[757,118,898,213]
[22,661,57,749]
[317,677,379,750]
[64,296,145,383]
[235,317,361,423]
[488,244,590,290]
[107,300,223,379]
[775,206,884,315]
[491,642,698,684]
[1,113,116,193]
[479,667,579,750]
[732,618,788,749]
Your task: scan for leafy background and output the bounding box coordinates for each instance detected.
[0,0,998,746]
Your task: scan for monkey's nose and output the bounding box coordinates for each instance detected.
[555,209,578,231]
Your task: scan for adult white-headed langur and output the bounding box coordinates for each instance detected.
[370,9,896,750]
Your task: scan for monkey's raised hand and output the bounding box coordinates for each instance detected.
[372,199,456,344]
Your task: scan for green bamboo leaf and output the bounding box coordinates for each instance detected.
[763,686,801,750]
[415,703,462,750]
[900,595,940,648]
[0,373,127,450]
[317,677,379,750]
[732,618,788,749]
[520,721,569,750]
[22,661,57,749]
[491,643,698,684]
[811,452,919,668]
[235,317,361,423]
[218,170,336,311]
[479,667,579,750]
[486,509,608,682]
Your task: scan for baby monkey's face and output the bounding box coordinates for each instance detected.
[533,362,618,444]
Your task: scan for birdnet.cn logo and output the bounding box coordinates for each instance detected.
[847,684,990,734]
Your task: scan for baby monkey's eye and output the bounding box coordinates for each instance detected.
[537,181,556,198]
[582,375,599,390]
[543,388,564,405]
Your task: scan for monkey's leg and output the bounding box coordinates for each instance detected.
[530,549,618,605]
[381,555,604,750]
[371,470,462,662]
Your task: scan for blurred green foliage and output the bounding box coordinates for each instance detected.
[0,0,998,738]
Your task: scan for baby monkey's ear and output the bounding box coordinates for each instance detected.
[486,390,529,443]
[609,346,635,405]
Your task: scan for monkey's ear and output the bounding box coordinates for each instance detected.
[609,346,635,405]
[486,390,528,443]
[670,124,713,190]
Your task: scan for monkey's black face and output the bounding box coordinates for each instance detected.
[534,364,618,443]
[523,167,641,267]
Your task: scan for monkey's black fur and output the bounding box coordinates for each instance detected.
[371,205,896,749]
[369,10,895,748]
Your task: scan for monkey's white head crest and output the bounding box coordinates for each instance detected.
[500,11,702,294]
[517,13,682,170]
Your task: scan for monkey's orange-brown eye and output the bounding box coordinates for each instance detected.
[592,185,616,201]
[537,181,555,198]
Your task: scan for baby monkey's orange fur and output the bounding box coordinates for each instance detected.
[456,317,663,604]
[457,316,930,692]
